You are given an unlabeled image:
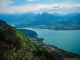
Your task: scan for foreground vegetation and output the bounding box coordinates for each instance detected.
[2,44,80,60]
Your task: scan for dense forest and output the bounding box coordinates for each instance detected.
[18,29,37,38]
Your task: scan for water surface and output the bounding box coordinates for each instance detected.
[20,28,80,55]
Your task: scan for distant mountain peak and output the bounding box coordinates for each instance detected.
[41,12,50,15]
[41,12,54,17]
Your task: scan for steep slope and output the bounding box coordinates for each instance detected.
[0,20,36,51]
[0,20,56,60]
[0,20,38,60]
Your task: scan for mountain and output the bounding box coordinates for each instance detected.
[15,13,80,30]
[0,12,80,30]
[28,12,57,26]
[64,12,79,17]
[15,12,58,28]
[0,20,80,60]
[0,12,36,25]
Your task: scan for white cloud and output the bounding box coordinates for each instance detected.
[52,5,61,8]
[0,0,80,14]
[0,0,13,7]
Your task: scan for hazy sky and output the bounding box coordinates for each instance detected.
[0,0,80,14]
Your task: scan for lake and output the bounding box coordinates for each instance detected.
[20,28,80,55]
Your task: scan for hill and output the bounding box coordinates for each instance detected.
[18,29,38,38]
[0,20,36,59]
[0,20,80,60]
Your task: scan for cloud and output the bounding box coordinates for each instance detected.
[0,0,80,14]
[0,0,13,7]
[52,5,61,8]
[27,0,35,2]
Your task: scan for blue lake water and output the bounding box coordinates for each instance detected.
[20,28,80,55]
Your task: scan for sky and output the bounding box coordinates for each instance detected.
[0,0,80,14]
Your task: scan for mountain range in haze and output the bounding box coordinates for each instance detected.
[0,12,80,30]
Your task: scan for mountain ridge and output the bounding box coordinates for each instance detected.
[0,12,79,25]
[15,12,80,30]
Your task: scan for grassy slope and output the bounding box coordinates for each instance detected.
[0,20,36,59]
[9,26,36,50]
[0,20,36,50]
